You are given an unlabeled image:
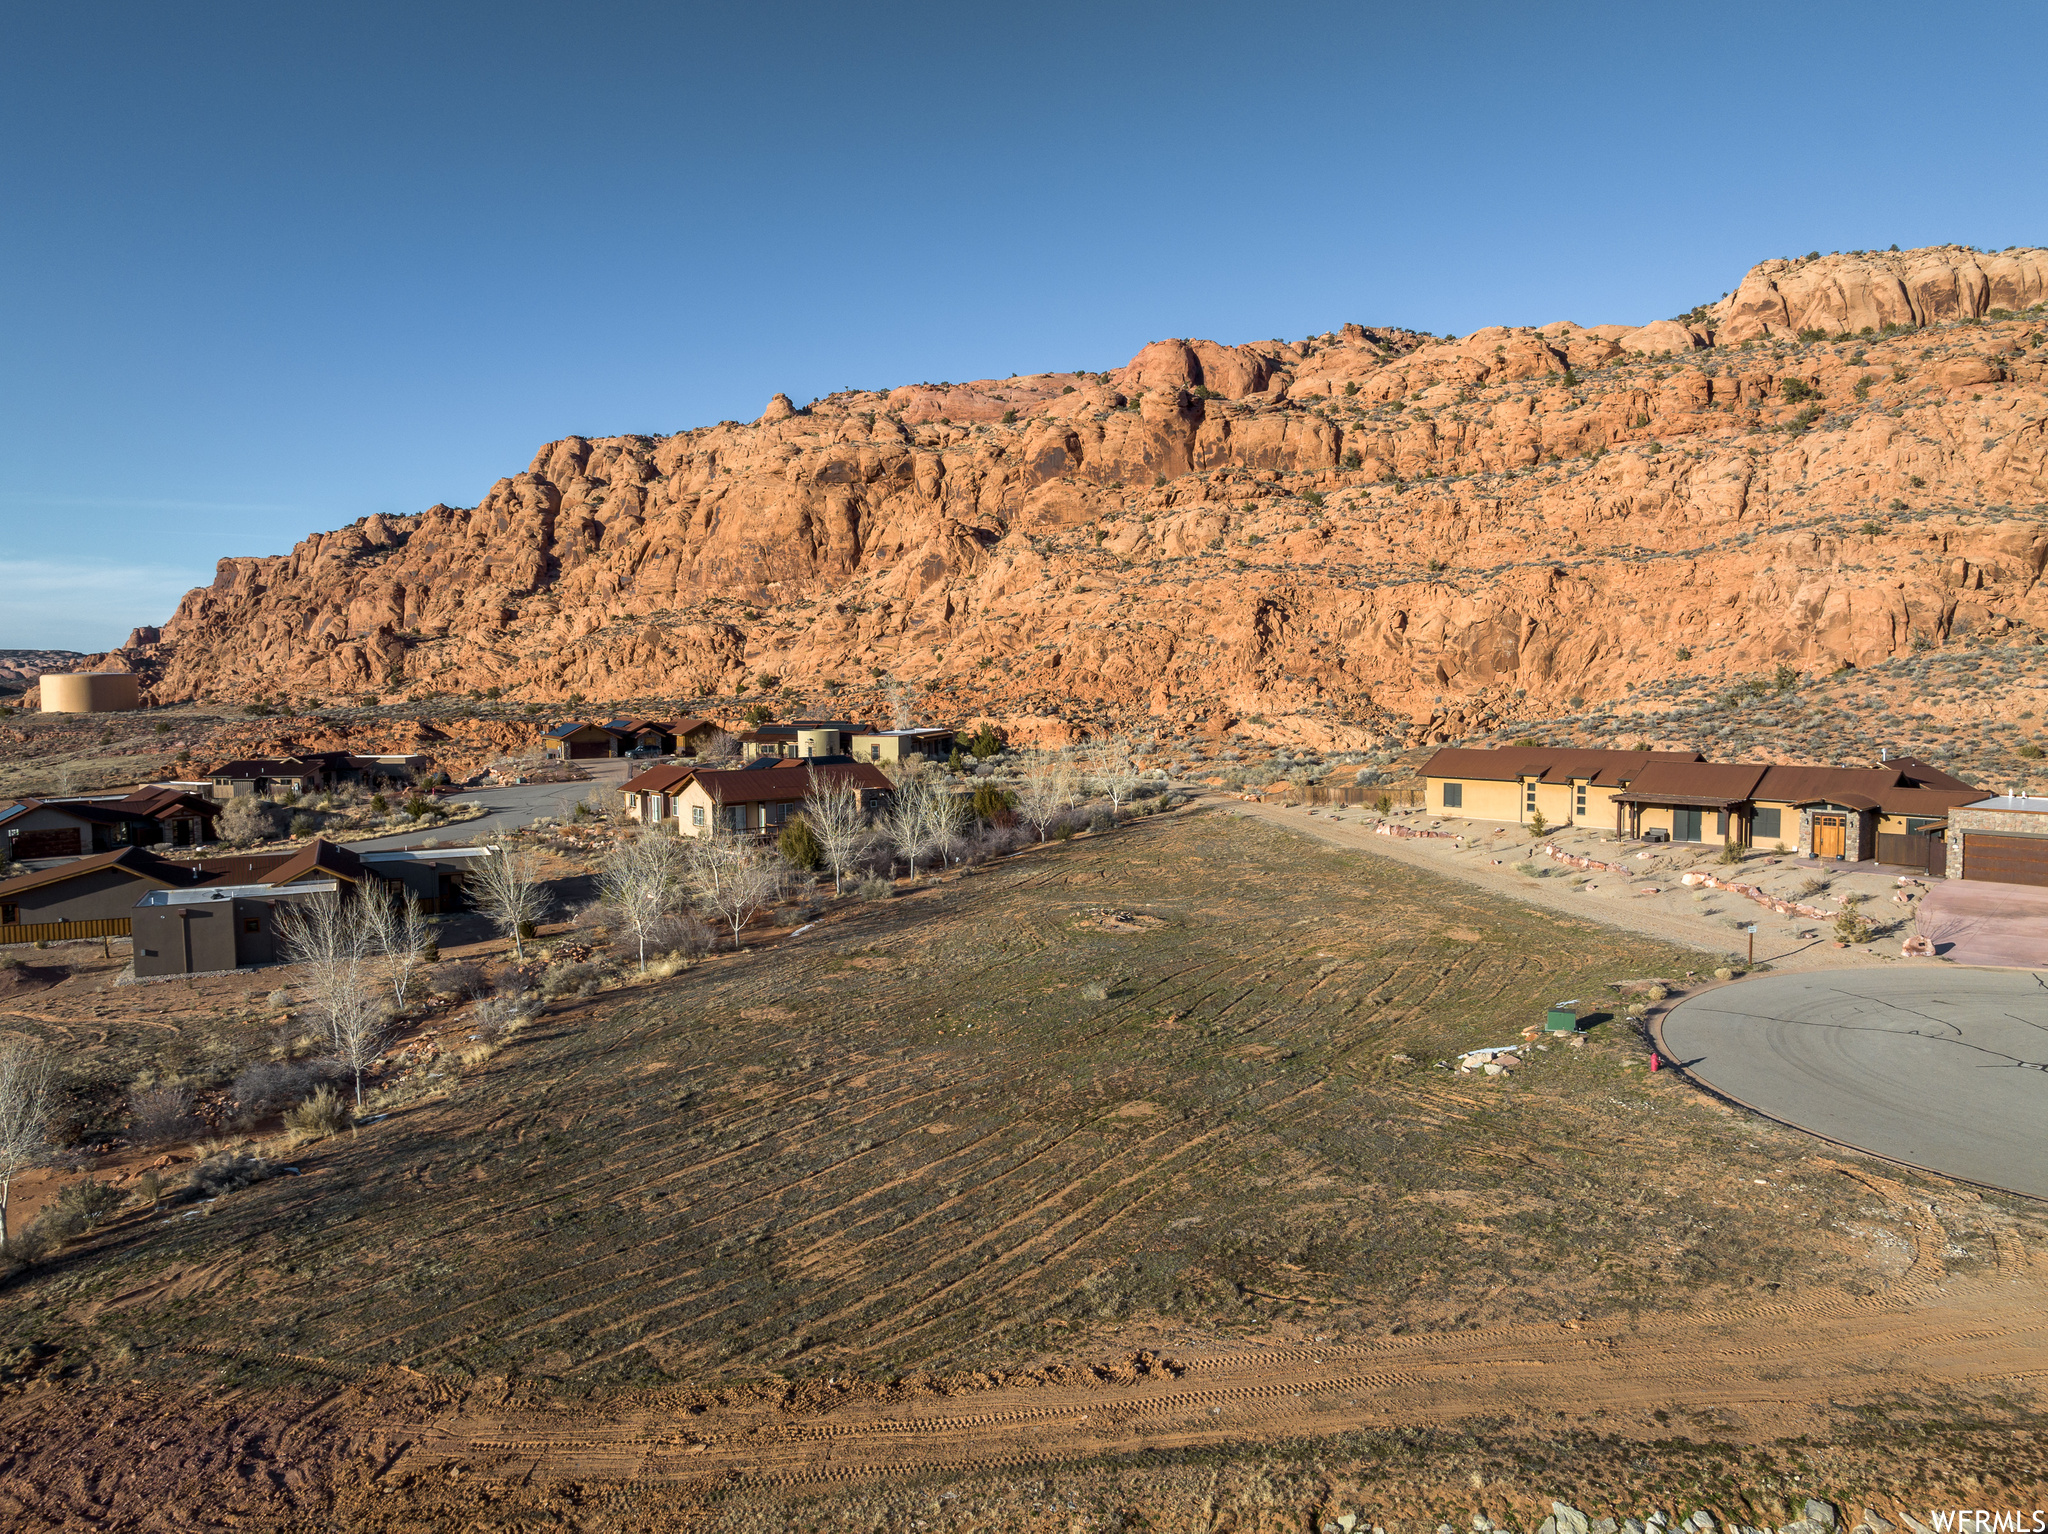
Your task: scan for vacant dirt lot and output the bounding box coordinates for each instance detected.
[2,810,2043,1528]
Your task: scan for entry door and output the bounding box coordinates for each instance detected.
[1673,808,1703,842]
[1813,815,1847,859]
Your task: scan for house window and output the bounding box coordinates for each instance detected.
[142,948,158,958]
[1574,784,1587,815]
[1524,782,1537,812]
[1442,782,1463,808]
[244,918,261,934]
[692,805,705,826]
[1,903,17,926]
[1753,807,1782,839]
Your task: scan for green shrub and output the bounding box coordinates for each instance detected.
[1779,377,1819,402]
[970,782,1016,822]
[778,816,823,870]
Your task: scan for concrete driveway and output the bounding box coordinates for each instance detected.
[1661,967,2048,1198]
[350,760,632,851]
[1916,880,2048,968]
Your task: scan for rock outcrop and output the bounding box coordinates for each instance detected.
[82,247,2048,748]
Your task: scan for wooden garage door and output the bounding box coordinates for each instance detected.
[568,741,609,759]
[1962,832,2048,888]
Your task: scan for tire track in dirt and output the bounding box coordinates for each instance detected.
[409,1270,2048,1492]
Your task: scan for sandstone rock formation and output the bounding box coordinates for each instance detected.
[81,247,2048,749]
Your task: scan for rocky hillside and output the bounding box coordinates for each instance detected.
[71,245,2048,751]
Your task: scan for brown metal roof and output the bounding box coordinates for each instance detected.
[260,839,367,886]
[0,846,187,899]
[1417,746,1703,787]
[1620,760,1769,804]
[687,763,894,806]
[620,764,697,795]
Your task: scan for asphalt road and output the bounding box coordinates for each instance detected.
[350,761,632,851]
[1661,967,2048,1198]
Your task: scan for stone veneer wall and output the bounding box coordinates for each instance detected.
[1944,806,2048,880]
[1796,805,1873,861]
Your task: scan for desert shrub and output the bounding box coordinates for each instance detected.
[4,1220,56,1265]
[283,1085,350,1140]
[470,993,540,1039]
[132,1170,164,1208]
[233,1058,344,1120]
[182,1154,277,1200]
[1643,984,1668,1002]
[1625,1001,1649,1019]
[0,955,19,972]
[432,961,488,1001]
[851,875,894,901]
[457,1042,499,1071]
[541,961,601,1000]
[289,813,318,838]
[266,987,291,1011]
[1797,877,1830,898]
[1080,982,1109,1001]
[1088,811,1114,833]
[128,1084,198,1146]
[1834,896,1874,945]
[1718,843,1744,864]
[218,796,281,845]
[48,1175,123,1238]
[1512,861,1541,877]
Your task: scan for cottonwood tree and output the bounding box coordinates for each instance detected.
[924,780,972,868]
[358,880,431,1009]
[275,893,383,1108]
[1086,732,1144,815]
[0,1039,58,1256]
[694,729,740,764]
[697,843,786,950]
[802,773,870,894]
[599,827,685,972]
[473,844,549,959]
[1014,753,1076,842]
[885,771,946,878]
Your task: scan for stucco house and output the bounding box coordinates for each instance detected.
[622,760,894,837]
[0,788,220,862]
[1420,745,1981,866]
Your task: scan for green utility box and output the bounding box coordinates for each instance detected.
[1544,1007,1580,1033]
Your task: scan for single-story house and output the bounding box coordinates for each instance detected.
[542,721,630,760]
[204,752,430,798]
[627,760,894,837]
[132,882,341,977]
[1,837,491,945]
[736,721,872,762]
[1420,746,1983,865]
[847,727,957,764]
[0,788,221,861]
[1944,795,2048,886]
[1420,747,1706,829]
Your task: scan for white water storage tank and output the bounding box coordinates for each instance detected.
[795,728,841,758]
[39,672,142,713]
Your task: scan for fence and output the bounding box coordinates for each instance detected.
[0,917,132,947]
[1257,784,1425,808]
[1874,832,1946,877]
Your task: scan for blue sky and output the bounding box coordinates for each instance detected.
[3,1,2043,651]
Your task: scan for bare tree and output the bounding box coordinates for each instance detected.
[696,843,786,950]
[1015,752,1076,842]
[1086,731,1143,815]
[885,771,945,878]
[694,729,740,764]
[802,772,870,894]
[924,780,972,868]
[0,1039,58,1256]
[599,827,685,972]
[274,893,383,1107]
[472,844,550,959]
[359,880,430,1009]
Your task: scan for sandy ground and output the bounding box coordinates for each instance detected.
[1209,797,1931,975]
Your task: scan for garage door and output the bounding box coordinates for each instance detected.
[12,828,82,859]
[1962,833,2048,888]
[568,741,609,759]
